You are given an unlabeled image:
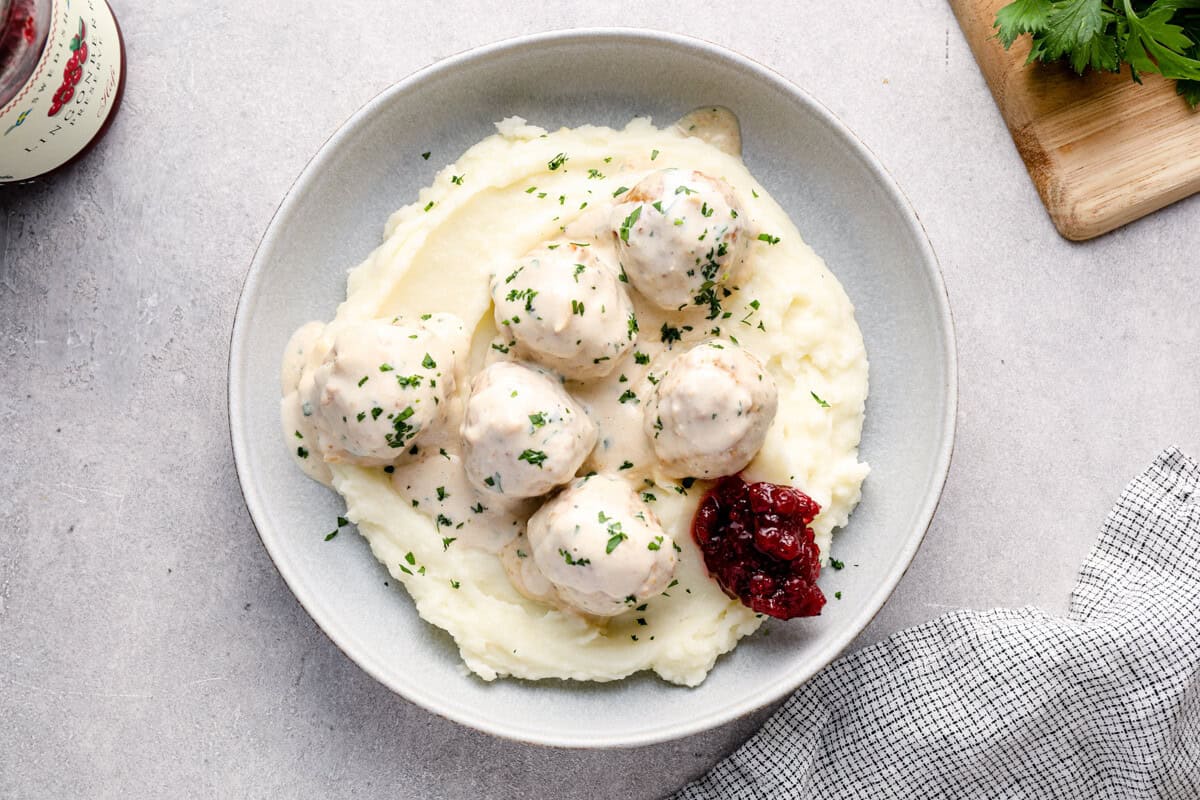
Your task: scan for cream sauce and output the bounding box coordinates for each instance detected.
[278,109,871,685]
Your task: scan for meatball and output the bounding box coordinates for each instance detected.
[491,243,637,380]
[499,534,560,605]
[461,361,597,498]
[527,474,676,616]
[644,340,778,479]
[611,169,747,313]
[299,315,467,466]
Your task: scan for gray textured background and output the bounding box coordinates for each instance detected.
[2,2,1198,798]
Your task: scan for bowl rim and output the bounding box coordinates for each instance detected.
[228,26,958,749]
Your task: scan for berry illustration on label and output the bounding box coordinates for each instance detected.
[47,19,87,118]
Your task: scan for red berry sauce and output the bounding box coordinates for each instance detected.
[692,475,826,619]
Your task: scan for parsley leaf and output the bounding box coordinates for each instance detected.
[995,0,1200,104]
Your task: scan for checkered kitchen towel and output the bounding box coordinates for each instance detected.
[675,448,1200,799]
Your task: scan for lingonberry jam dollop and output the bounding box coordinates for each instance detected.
[692,475,825,619]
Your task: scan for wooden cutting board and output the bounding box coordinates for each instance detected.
[950,0,1200,240]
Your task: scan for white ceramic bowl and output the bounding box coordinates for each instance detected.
[229,28,956,748]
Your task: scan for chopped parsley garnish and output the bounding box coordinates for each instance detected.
[529,411,547,429]
[675,185,697,195]
[618,389,638,404]
[641,491,657,503]
[612,186,630,197]
[379,363,394,372]
[297,446,309,459]
[436,486,448,501]
[404,552,416,565]
[384,406,417,448]
[619,206,642,242]
[423,201,435,212]
[647,535,664,551]
[397,374,423,388]
[700,201,714,217]
[571,299,585,316]
[357,376,369,387]
[660,323,682,345]
[507,287,539,313]
[324,529,338,541]
[835,591,843,600]
[651,149,660,160]
[559,548,590,567]
[518,449,548,468]
[694,281,722,320]
[627,313,639,339]
[450,580,461,589]
[573,263,586,281]
[451,174,464,185]
[587,168,605,179]
[525,186,537,194]
[371,407,383,420]
[606,532,628,553]
[634,351,650,365]
[830,558,845,570]
[547,152,568,171]
[421,151,431,160]
[811,391,831,408]
[619,460,634,470]
[757,232,781,245]
[442,537,457,551]
[422,353,437,369]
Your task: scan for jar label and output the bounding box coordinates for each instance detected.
[0,0,123,183]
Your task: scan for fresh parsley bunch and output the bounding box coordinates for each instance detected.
[994,0,1200,107]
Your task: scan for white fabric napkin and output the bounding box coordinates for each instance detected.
[674,448,1200,799]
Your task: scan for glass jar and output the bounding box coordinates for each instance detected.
[0,0,125,183]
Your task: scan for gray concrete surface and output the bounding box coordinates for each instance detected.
[2,1,1198,798]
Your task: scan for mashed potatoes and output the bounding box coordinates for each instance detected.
[280,110,869,686]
